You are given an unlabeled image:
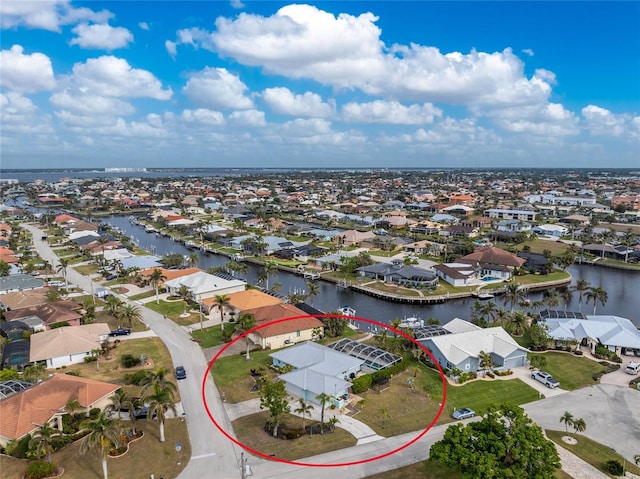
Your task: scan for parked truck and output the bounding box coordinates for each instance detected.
[531,370,560,388]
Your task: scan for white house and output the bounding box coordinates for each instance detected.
[270,342,363,408]
[433,263,477,287]
[164,271,246,299]
[532,224,568,237]
[29,323,110,369]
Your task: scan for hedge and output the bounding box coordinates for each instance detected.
[25,461,58,479]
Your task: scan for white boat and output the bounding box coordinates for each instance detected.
[398,317,424,329]
[338,305,356,317]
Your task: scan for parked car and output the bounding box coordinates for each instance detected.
[452,408,475,420]
[175,366,187,380]
[108,328,131,337]
[133,406,156,420]
[47,280,65,287]
[531,370,560,388]
[625,362,640,375]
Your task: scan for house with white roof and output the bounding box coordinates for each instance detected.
[164,271,246,299]
[418,324,530,373]
[433,262,478,287]
[540,314,640,354]
[532,224,568,237]
[270,342,364,408]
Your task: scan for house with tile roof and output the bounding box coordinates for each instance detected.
[207,289,282,317]
[29,323,110,369]
[0,374,119,447]
[4,300,83,330]
[270,342,363,408]
[243,303,324,350]
[539,314,640,354]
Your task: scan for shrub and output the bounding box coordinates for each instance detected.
[50,321,70,329]
[603,364,620,374]
[574,350,583,356]
[603,459,624,476]
[351,375,372,394]
[7,435,31,459]
[25,461,57,479]
[125,370,147,385]
[89,407,101,419]
[593,372,604,382]
[120,354,141,368]
[486,371,495,378]
[494,369,513,377]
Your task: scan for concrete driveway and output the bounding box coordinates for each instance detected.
[507,366,568,398]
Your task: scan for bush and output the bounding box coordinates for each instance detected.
[25,461,57,479]
[574,350,583,356]
[125,370,147,385]
[494,369,513,377]
[89,407,101,419]
[603,459,624,476]
[120,354,142,368]
[486,371,495,378]
[593,372,604,382]
[351,375,372,394]
[7,435,31,459]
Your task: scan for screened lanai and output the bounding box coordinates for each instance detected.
[328,338,402,371]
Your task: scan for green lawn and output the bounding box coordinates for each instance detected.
[191,323,236,348]
[144,299,202,326]
[211,350,275,403]
[74,263,99,275]
[532,352,604,390]
[546,430,640,478]
[128,290,156,301]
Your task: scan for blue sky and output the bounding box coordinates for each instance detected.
[1,1,639,169]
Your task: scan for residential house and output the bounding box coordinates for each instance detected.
[419,324,529,373]
[164,271,246,300]
[4,300,83,329]
[495,219,532,233]
[532,224,568,237]
[29,323,110,369]
[0,374,119,447]
[334,230,376,246]
[433,263,478,287]
[270,342,363,408]
[0,274,45,294]
[540,313,640,354]
[484,209,537,221]
[458,246,526,280]
[355,260,439,289]
[205,289,283,318]
[242,303,324,350]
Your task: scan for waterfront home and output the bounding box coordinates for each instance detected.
[539,313,640,354]
[418,324,529,374]
[403,239,445,256]
[532,224,568,237]
[459,246,526,279]
[270,341,363,408]
[495,219,532,233]
[29,323,110,369]
[433,263,478,287]
[207,289,283,317]
[242,303,324,350]
[355,260,439,289]
[0,374,119,447]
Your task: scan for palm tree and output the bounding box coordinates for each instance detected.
[148,268,166,305]
[559,411,574,435]
[141,367,177,397]
[294,398,314,432]
[66,399,81,417]
[586,286,608,315]
[543,290,561,314]
[306,281,319,306]
[42,260,52,281]
[56,257,69,288]
[315,393,333,434]
[79,411,122,479]
[572,417,587,437]
[142,383,177,443]
[622,229,636,263]
[235,313,256,360]
[558,287,573,313]
[503,282,525,312]
[29,422,62,463]
[261,261,278,290]
[494,307,511,328]
[234,261,249,279]
[104,295,123,318]
[116,303,142,328]
[478,350,493,376]
[177,285,192,315]
[108,389,134,427]
[214,294,231,331]
[572,279,591,313]
[509,310,529,336]
[187,253,198,268]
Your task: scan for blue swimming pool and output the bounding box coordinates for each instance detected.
[481,277,499,281]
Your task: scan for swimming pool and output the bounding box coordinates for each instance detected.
[481,277,499,281]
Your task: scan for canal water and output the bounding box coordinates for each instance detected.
[102,216,640,328]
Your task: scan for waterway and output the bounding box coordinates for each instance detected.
[101,215,640,329]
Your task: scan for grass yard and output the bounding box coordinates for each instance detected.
[532,352,604,390]
[0,419,190,479]
[64,337,176,396]
[233,412,356,461]
[546,430,640,478]
[74,263,99,275]
[94,310,147,333]
[128,290,156,301]
[144,299,202,326]
[211,349,275,403]
[191,323,236,348]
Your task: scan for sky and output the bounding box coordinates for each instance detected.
[1,1,639,169]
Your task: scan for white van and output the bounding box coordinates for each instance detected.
[625,362,640,375]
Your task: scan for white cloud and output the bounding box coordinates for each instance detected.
[165,40,177,58]
[183,67,253,110]
[139,22,149,31]
[187,5,556,108]
[0,45,56,92]
[581,105,636,137]
[281,118,332,137]
[341,100,441,124]
[182,108,226,126]
[0,91,37,115]
[0,0,112,32]
[230,0,245,9]
[72,56,172,99]
[70,23,134,50]
[262,87,333,117]
[522,48,534,56]
[229,109,266,127]
[50,90,135,116]
[488,103,579,136]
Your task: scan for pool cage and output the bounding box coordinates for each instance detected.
[328,338,402,372]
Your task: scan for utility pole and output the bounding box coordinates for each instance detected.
[240,451,252,479]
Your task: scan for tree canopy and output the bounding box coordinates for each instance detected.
[430,404,560,479]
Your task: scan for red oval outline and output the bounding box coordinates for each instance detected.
[201,314,447,467]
